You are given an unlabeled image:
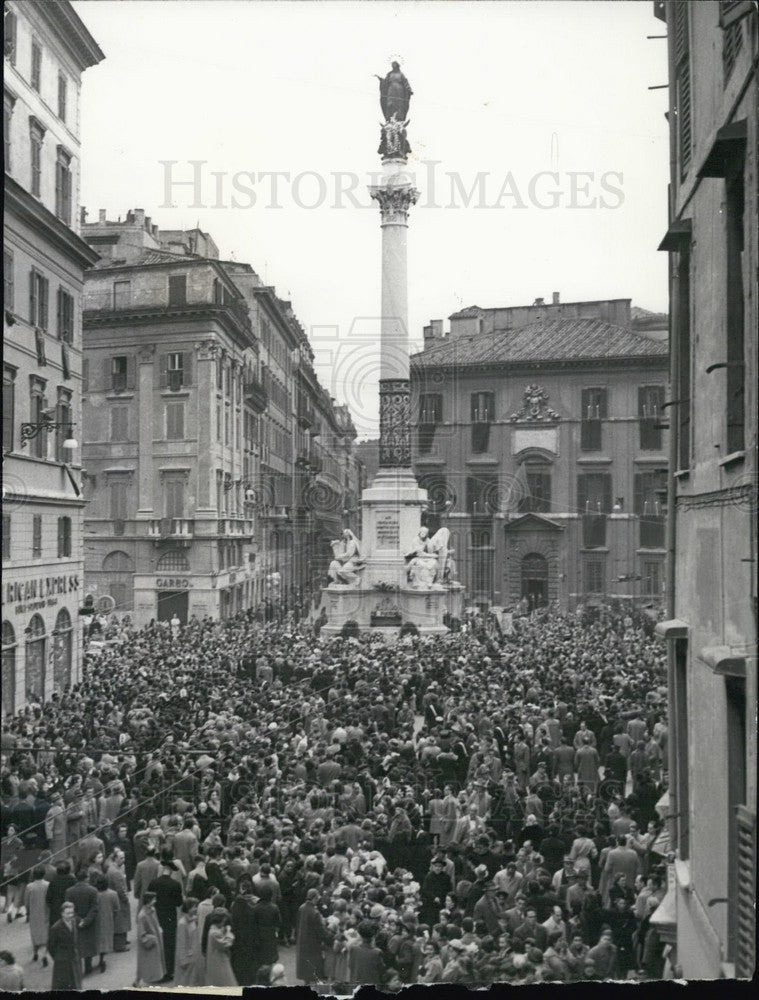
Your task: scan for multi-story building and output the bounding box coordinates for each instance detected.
[2,1,103,712]
[80,211,263,625]
[410,295,669,614]
[653,0,756,981]
[80,209,362,623]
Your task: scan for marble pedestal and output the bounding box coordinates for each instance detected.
[320,467,465,637]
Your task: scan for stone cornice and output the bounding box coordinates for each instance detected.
[5,174,100,270]
[83,302,255,349]
[411,354,667,376]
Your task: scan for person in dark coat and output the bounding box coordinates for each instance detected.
[295,888,331,984]
[48,901,82,989]
[64,869,99,975]
[46,861,76,924]
[147,857,184,981]
[348,921,385,984]
[229,881,259,985]
[420,856,452,926]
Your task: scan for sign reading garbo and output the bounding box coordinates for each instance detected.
[156,578,191,591]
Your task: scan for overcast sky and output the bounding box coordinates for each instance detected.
[73,0,670,437]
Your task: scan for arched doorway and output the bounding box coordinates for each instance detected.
[25,613,46,703]
[521,553,548,610]
[2,621,16,718]
[102,550,135,612]
[52,608,73,694]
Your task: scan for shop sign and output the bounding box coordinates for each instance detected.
[156,578,191,590]
[4,575,80,615]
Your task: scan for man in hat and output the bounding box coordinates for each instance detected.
[472,881,503,936]
[48,901,82,989]
[147,855,184,981]
[295,887,331,984]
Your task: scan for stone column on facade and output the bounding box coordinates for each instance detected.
[136,345,155,514]
[195,340,216,513]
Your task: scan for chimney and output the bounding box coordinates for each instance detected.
[552,291,560,305]
[133,209,145,224]
[99,209,106,222]
[533,297,545,306]
[152,224,159,237]
[432,319,443,339]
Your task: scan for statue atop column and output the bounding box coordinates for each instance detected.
[375,61,413,159]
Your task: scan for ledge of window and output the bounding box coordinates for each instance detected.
[160,389,191,399]
[105,392,135,401]
[465,456,499,465]
[580,547,610,554]
[634,455,668,464]
[718,450,745,470]
[636,547,666,554]
[576,456,613,464]
[673,468,691,480]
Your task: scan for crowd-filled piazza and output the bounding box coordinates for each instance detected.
[0,605,673,989]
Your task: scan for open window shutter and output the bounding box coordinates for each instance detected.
[126,355,136,390]
[82,359,89,392]
[40,279,48,329]
[598,388,608,419]
[471,394,478,422]
[182,352,192,386]
[735,805,756,978]
[581,388,592,420]
[35,329,46,366]
[56,287,63,339]
[57,517,63,558]
[159,353,168,388]
[602,474,612,514]
[103,357,112,391]
[29,270,36,325]
[61,345,70,380]
[633,473,644,516]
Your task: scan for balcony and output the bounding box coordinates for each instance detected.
[297,402,316,429]
[148,518,195,540]
[244,375,267,413]
[217,518,255,536]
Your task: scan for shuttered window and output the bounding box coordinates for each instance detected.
[639,385,665,450]
[168,274,187,305]
[635,470,667,548]
[32,515,42,558]
[110,406,128,442]
[165,480,185,518]
[166,402,185,440]
[581,387,607,451]
[110,481,128,521]
[57,516,71,558]
[2,370,15,453]
[579,472,611,547]
[3,249,13,311]
[57,288,74,343]
[29,269,49,329]
[734,805,755,978]
[674,2,692,179]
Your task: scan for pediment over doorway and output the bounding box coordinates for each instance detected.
[504,512,565,532]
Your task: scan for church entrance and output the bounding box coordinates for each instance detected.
[521,553,549,610]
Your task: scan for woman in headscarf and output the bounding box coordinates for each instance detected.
[202,907,236,987]
[174,897,199,987]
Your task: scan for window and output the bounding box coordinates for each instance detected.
[583,558,606,594]
[57,516,71,558]
[30,38,42,92]
[110,406,128,442]
[638,385,665,450]
[113,280,131,308]
[29,118,44,196]
[675,243,692,469]
[224,410,230,445]
[216,404,222,441]
[674,2,692,178]
[29,379,47,459]
[163,351,187,390]
[55,147,72,224]
[2,515,10,561]
[157,550,190,573]
[471,391,494,453]
[32,515,42,558]
[168,274,187,305]
[580,387,607,451]
[578,472,611,547]
[57,288,74,343]
[166,402,184,440]
[418,474,451,514]
[3,90,15,173]
[722,2,744,83]
[111,355,128,391]
[520,469,552,513]
[466,473,498,515]
[57,72,67,121]
[102,552,134,612]
[3,248,13,312]
[634,469,666,548]
[164,479,185,519]
[3,367,15,452]
[29,269,49,330]
[642,560,662,598]
[109,480,127,521]
[4,6,17,64]
[54,395,71,462]
[726,168,745,453]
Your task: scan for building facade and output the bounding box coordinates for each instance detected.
[654,0,756,981]
[410,296,669,614]
[2,0,103,713]
[80,210,361,625]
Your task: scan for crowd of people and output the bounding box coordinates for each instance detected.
[0,604,673,988]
